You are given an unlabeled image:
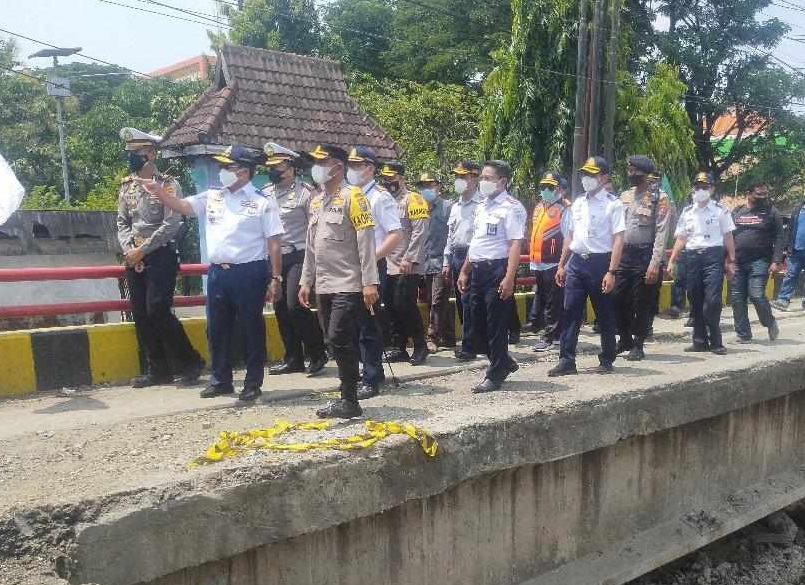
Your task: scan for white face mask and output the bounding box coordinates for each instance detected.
[581,176,599,193]
[311,164,334,185]
[454,178,468,195]
[219,169,239,189]
[693,189,711,203]
[479,179,499,197]
[346,168,366,186]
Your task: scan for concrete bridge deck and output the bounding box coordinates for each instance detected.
[3,310,805,585]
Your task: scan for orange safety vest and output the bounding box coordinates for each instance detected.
[529,202,565,264]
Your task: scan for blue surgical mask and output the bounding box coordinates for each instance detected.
[541,188,558,203]
[421,188,437,202]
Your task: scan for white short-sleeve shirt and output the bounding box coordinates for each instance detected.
[675,199,736,249]
[568,190,626,254]
[186,182,285,264]
[363,180,401,250]
[467,191,527,261]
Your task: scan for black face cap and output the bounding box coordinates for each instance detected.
[627,155,656,175]
[380,161,406,178]
[579,156,610,175]
[309,144,349,164]
[213,144,265,166]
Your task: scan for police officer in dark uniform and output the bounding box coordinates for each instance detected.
[263,143,328,376]
[668,172,736,354]
[116,127,203,388]
[613,155,671,361]
[299,145,379,418]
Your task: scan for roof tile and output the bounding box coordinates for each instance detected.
[161,45,400,159]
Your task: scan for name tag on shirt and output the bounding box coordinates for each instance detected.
[486,222,498,236]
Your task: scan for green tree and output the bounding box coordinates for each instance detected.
[224,0,322,54]
[654,0,805,177]
[615,63,697,200]
[479,0,578,192]
[348,74,482,179]
[321,0,393,78]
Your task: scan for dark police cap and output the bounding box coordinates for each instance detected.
[347,146,378,166]
[380,161,406,177]
[693,171,715,186]
[309,144,349,163]
[453,160,481,176]
[627,155,656,175]
[213,144,265,166]
[579,156,610,175]
[539,172,568,189]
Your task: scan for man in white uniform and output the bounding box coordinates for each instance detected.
[138,145,284,401]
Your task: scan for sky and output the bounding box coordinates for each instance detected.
[2,0,804,80]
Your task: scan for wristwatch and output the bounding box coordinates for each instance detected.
[272,275,283,283]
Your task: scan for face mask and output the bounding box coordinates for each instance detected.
[693,189,711,203]
[383,181,400,194]
[267,168,286,184]
[346,168,365,186]
[454,178,468,195]
[628,173,644,186]
[219,168,240,189]
[128,152,148,173]
[754,196,769,208]
[581,176,599,193]
[541,188,558,203]
[421,188,437,202]
[479,180,499,197]
[311,164,334,185]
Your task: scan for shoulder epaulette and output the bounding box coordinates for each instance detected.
[120,175,134,185]
[300,181,316,193]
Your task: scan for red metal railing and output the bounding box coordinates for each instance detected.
[0,258,539,319]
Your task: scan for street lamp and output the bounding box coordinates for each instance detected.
[29,47,82,203]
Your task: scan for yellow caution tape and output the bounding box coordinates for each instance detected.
[189,419,438,468]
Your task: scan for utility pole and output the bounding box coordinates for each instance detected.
[29,47,81,204]
[587,0,605,159]
[571,0,591,196]
[602,0,621,165]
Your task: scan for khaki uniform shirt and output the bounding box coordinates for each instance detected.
[264,178,313,254]
[387,188,430,276]
[620,187,671,269]
[116,173,182,254]
[300,183,379,295]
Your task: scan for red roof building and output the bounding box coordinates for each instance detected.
[148,55,216,82]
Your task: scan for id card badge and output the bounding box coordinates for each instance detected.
[486,222,498,236]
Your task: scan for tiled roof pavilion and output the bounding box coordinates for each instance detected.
[160,44,401,160]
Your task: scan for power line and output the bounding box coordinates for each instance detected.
[95,0,229,28]
[0,26,153,78]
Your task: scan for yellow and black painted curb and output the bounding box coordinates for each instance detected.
[0,279,776,399]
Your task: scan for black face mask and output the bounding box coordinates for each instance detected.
[128,152,148,173]
[754,197,769,208]
[628,173,644,186]
[267,168,286,184]
[383,181,400,194]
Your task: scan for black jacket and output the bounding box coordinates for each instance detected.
[731,203,785,263]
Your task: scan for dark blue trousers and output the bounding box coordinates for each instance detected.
[731,257,776,340]
[451,247,473,354]
[359,260,387,387]
[687,247,725,349]
[558,252,617,366]
[207,260,269,389]
[469,259,516,383]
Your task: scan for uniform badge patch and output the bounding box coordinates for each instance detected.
[408,193,430,220]
[349,192,375,231]
[486,223,498,236]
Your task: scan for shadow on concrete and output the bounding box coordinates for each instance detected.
[596,366,664,377]
[499,380,571,394]
[360,405,432,420]
[385,383,453,397]
[34,396,109,415]
[645,353,707,364]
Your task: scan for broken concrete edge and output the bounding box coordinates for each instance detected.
[3,350,804,585]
